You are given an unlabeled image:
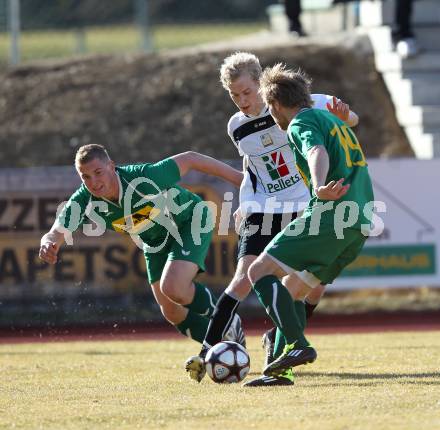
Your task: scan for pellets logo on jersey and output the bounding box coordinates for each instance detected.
[262,152,290,180]
[262,151,302,193]
[260,133,274,147]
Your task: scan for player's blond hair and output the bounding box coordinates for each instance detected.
[219,52,262,89]
[259,63,313,109]
[75,144,111,165]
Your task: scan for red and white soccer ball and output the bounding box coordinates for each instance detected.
[205,341,250,383]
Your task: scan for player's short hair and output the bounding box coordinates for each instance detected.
[220,52,262,89]
[75,144,111,165]
[259,63,313,109]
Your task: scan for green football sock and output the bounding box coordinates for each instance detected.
[175,310,209,343]
[273,301,308,359]
[253,275,309,347]
[273,328,286,359]
[184,282,217,317]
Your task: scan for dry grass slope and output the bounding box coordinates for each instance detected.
[0,32,413,168]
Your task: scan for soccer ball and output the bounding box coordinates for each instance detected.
[205,341,250,383]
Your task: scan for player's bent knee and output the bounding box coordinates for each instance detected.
[292,289,307,301]
[307,284,326,302]
[160,278,189,304]
[247,261,261,285]
[225,275,252,300]
[247,255,272,285]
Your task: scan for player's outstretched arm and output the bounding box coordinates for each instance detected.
[326,96,359,127]
[308,145,350,200]
[171,151,243,187]
[39,227,65,265]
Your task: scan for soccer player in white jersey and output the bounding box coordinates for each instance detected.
[185,52,359,386]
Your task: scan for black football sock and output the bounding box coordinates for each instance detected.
[201,292,240,352]
[305,301,318,320]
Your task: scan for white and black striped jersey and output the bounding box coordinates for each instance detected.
[228,94,337,215]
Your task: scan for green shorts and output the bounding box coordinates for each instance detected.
[265,218,366,285]
[143,208,213,284]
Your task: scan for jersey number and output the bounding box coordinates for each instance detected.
[330,124,366,168]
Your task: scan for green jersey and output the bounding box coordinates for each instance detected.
[287,108,374,229]
[56,157,202,247]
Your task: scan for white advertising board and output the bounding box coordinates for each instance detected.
[333,158,440,290]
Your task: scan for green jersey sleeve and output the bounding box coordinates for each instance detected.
[290,116,326,157]
[55,185,90,232]
[126,157,181,191]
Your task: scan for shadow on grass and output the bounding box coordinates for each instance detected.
[303,380,440,387]
[298,371,440,386]
[247,370,440,385]
[300,371,439,380]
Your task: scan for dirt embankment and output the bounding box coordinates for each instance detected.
[0,34,413,167]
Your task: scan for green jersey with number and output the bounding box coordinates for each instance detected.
[287,108,374,229]
[55,158,202,246]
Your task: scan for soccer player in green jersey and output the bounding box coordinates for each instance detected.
[39,144,245,345]
[186,52,361,387]
[247,64,374,378]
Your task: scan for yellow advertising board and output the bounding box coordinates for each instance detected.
[0,180,238,299]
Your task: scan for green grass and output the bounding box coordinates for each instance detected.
[0,22,267,64]
[1,331,439,429]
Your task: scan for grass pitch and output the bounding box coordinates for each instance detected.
[1,331,439,430]
[0,22,266,64]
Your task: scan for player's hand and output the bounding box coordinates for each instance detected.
[314,178,350,201]
[39,240,60,264]
[326,96,350,123]
[233,207,244,234]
